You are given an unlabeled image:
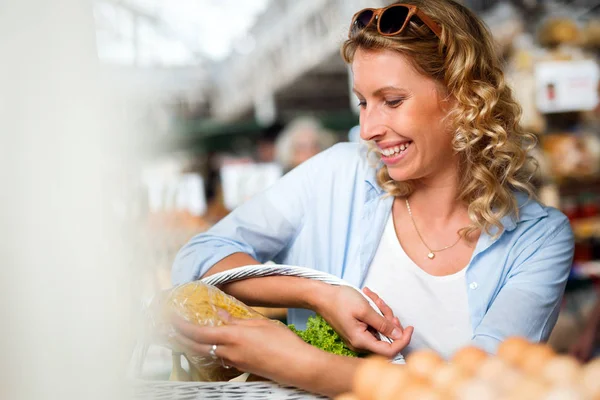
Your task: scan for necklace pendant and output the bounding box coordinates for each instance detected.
[427,252,435,259]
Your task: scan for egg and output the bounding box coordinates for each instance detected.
[505,377,549,400]
[353,357,390,400]
[377,366,415,400]
[498,337,531,366]
[476,357,510,382]
[354,356,419,400]
[406,349,444,379]
[519,344,556,375]
[542,386,587,400]
[455,378,500,400]
[475,357,521,394]
[334,394,360,400]
[496,368,525,395]
[397,382,444,400]
[540,355,581,386]
[430,363,470,394]
[581,358,600,399]
[451,346,489,375]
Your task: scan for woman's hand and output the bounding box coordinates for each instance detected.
[312,285,413,358]
[362,286,409,338]
[171,312,323,385]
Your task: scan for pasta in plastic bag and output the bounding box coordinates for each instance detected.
[150,280,274,382]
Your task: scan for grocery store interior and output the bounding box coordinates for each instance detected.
[122,0,600,356]
[3,0,600,399]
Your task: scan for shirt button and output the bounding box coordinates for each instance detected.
[469,282,479,290]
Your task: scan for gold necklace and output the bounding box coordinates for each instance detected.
[405,198,463,260]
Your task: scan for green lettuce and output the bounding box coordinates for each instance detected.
[288,315,359,357]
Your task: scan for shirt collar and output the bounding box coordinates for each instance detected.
[472,192,547,257]
[500,191,548,232]
[364,166,384,196]
[362,144,385,197]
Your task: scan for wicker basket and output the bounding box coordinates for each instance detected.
[131,380,329,400]
[131,264,404,399]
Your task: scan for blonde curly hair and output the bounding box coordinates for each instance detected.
[342,0,537,237]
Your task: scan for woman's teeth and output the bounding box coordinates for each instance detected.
[381,142,411,157]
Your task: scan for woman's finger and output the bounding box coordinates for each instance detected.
[393,317,403,330]
[223,317,274,328]
[363,288,402,328]
[375,297,394,321]
[388,326,414,355]
[361,326,414,358]
[171,314,233,345]
[172,331,216,357]
[216,309,278,329]
[359,304,403,340]
[172,332,240,371]
[362,287,379,303]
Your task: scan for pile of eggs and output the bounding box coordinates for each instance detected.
[337,337,600,400]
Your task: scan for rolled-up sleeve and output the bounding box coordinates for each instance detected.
[471,214,575,354]
[171,146,334,285]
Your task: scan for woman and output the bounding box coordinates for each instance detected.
[170,0,574,396]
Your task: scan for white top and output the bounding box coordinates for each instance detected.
[362,214,473,359]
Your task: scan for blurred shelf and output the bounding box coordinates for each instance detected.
[570,260,600,281]
[572,217,600,239]
[555,176,600,196]
[151,111,360,155]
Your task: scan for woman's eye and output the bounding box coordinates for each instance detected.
[385,99,404,107]
[357,100,367,108]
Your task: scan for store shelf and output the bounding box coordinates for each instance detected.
[570,261,600,281]
[557,176,600,197]
[572,217,600,239]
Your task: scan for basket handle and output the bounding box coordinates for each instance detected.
[201,264,405,364]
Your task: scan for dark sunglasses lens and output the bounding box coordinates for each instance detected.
[379,6,409,34]
[355,10,374,29]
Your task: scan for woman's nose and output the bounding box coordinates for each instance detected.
[360,108,387,141]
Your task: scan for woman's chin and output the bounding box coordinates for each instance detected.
[387,169,414,183]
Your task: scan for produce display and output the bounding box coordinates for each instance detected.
[337,337,600,400]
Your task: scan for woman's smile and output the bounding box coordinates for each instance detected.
[378,141,413,165]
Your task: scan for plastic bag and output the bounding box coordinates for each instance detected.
[150,280,272,382]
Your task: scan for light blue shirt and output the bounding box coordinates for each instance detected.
[172,143,574,354]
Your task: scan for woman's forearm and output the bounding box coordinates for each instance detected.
[286,348,360,397]
[202,252,332,310]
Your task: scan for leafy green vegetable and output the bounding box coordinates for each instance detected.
[288,315,359,357]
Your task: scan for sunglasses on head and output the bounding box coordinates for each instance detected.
[349,4,442,39]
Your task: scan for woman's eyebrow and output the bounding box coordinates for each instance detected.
[373,86,405,96]
[352,86,406,97]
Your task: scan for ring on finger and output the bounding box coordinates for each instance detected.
[209,344,218,360]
